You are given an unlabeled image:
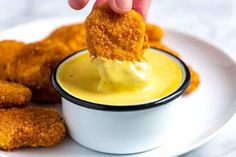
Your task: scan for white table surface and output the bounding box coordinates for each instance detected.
[0,0,236,156]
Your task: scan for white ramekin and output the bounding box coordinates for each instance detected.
[52,48,190,154]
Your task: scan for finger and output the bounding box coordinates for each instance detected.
[108,0,133,14]
[133,0,151,20]
[68,0,89,10]
[93,0,107,9]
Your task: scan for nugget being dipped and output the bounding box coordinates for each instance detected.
[85,4,154,91]
[0,80,32,108]
[0,107,65,150]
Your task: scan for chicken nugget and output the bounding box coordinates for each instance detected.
[0,40,25,80]
[146,23,164,42]
[0,80,32,108]
[85,4,149,61]
[185,66,200,94]
[46,23,86,52]
[0,107,65,150]
[6,40,70,89]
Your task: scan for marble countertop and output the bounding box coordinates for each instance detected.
[0,0,236,156]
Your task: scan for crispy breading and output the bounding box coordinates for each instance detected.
[185,66,200,94]
[32,85,61,103]
[0,40,25,80]
[0,80,32,108]
[85,4,149,61]
[145,23,164,42]
[0,107,65,150]
[46,23,86,52]
[6,40,70,89]
[149,41,180,57]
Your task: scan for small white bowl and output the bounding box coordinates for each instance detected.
[52,48,190,154]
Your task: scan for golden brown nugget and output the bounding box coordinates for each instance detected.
[46,23,86,52]
[6,40,70,89]
[0,80,32,108]
[85,4,149,61]
[145,23,164,42]
[0,40,25,80]
[185,66,200,94]
[0,107,65,150]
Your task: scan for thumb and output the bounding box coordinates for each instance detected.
[108,0,133,14]
[133,0,151,20]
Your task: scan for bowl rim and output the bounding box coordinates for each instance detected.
[52,48,191,112]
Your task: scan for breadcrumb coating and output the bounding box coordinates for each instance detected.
[0,40,25,80]
[6,40,70,89]
[46,23,86,52]
[0,107,65,150]
[0,80,32,108]
[85,4,149,61]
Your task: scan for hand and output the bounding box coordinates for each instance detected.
[68,0,151,20]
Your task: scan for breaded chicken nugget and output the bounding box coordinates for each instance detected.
[0,107,65,150]
[0,40,25,80]
[85,4,149,61]
[145,23,164,42]
[46,23,86,52]
[185,66,200,94]
[0,80,32,108]
[6,40,70,89]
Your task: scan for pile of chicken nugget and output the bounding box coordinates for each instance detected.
[0,13,199,151]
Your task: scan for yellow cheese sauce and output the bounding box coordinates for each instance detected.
[57,49,183,105]
[90,55,155,92]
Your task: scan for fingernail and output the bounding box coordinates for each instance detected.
[68,0,88,10]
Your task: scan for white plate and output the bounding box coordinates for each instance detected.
[0,18,236,157]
